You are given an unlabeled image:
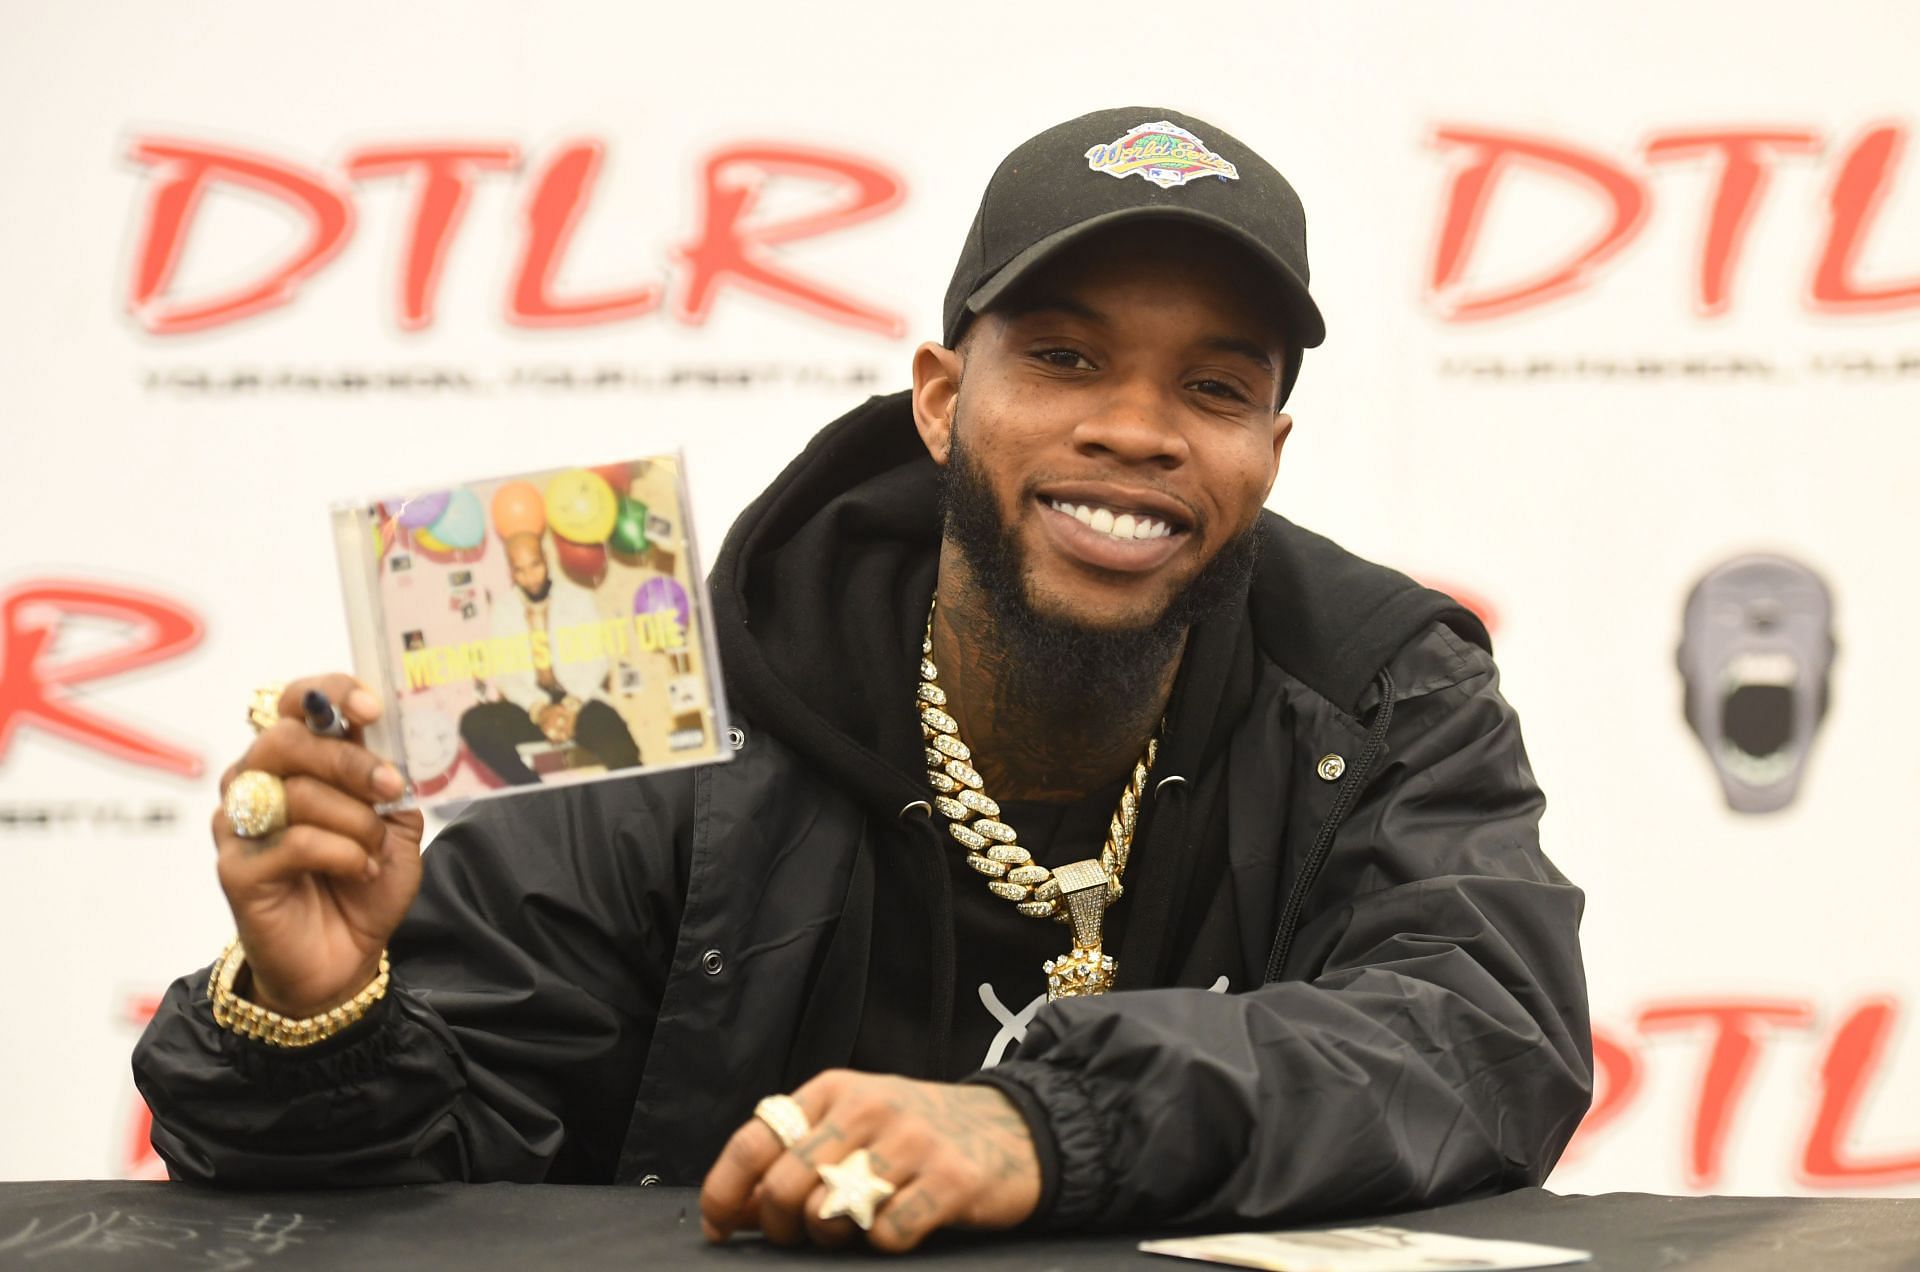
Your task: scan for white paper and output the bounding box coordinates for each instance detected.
[1139,1224,1591,1272]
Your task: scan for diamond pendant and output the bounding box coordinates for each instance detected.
[1044,945,1117,999]
[1044,858,1116,999]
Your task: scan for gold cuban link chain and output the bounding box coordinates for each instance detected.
[918,599,1157,998]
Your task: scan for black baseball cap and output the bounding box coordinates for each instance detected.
[943,107,1325,406]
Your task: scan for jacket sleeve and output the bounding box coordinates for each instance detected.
[131,774,690,1187]
[970,630,1592,1230]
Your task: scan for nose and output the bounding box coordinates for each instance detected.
[1070,377,1190,469]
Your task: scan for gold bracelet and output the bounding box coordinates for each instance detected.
[208,938,391,1048]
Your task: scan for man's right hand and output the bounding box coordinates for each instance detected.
[213,675,425,1020]
[535,702,577,743]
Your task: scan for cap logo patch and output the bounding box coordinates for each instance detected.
[1084,121,1239,189]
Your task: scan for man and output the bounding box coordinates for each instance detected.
[456,530,641,783]
[134,108,1591,1253]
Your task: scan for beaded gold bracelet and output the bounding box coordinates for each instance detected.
[209,938,390,1048]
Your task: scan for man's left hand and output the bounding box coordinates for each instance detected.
[699,1070,1042,1253]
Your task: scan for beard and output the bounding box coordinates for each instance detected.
[518,575,553,604]
[937,417,1261,713]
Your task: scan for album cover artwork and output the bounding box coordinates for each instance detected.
[331,455,729,810]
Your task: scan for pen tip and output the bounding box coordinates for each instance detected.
[303,688,328,713]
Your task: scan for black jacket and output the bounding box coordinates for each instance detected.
[134,391,1591,1230]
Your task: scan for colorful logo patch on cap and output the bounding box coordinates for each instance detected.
[1085,121,1240,189]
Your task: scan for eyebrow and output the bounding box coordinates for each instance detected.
[999,296,1279,378]
[996,294,1104,325]
[1197,336,1276,378]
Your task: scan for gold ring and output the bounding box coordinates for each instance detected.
[816,1149,896,1231]
[247,683,287,735]
[753,1094,811,1150]
[224,770,289,839]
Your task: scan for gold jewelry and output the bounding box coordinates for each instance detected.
[816,1149,896,1230]
[920,599,1158,999]
[753,1094,811,1150]
[209,938,390,1047]
[246,682,286,734]
[223,770,289,839]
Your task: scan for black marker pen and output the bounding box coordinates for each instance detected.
[303,688,351,738]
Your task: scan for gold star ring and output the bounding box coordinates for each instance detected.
[816,1149,896,1231]
[752,1094,811,1150]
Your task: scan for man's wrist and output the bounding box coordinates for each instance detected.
[246,956,382,1020]
[212,941,390,1047]
[964,1068,1063,1228]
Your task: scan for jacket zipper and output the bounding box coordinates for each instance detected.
[1263,668,1397,983]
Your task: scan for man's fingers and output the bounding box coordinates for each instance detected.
[799,1180,860,1250]
[218,821,380,887]
[756,1185,806,1248]
[234,722,405,805]
[698,1118,784,1240]
[283,776,388,857]
[754,1114,865,1247]
[699,1073,866,1247]
[867,1177,948,1255]
[274,675,382,731]
[756,1116,853,1244]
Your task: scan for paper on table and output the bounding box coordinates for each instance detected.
[1139,1224,1591,1272]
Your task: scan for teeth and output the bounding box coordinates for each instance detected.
[1725,651,1797,688]
[1720,742,1795,786]
[1048,499,1174,541]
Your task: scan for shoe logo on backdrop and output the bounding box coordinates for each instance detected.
[1677,554,1835,814]
[1085,122,1240,189]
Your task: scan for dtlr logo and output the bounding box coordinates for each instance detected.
[124,136,907,337]
[1429,123,1920,321]
[0,581,205,778]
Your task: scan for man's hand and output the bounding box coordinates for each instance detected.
[214,675,425,1018]
[699,1071,1042,1254]
[535,701,577,743]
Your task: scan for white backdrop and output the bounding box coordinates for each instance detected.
[3,0,1917,1195]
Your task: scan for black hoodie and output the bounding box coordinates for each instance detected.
[136,391,1592,1232]
[708,390,1266,1078]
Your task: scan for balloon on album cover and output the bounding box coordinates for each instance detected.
[491,480,547,540]
[634,576,690,634]
[395,490,451,529]
[609,497,651,557]
[555,536,609,587]
[593,462,633,499]
[411,525,484,565]
[427,488,486,551]
[369,516,398,561]
[413,525,455,556]
[546,469,618,544]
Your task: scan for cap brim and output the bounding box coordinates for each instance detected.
[955,206,1326,351]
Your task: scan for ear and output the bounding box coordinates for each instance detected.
[911,341,964,466]
[1262,413,1293,498]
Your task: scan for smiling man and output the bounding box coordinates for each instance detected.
[135,109,1591,1254]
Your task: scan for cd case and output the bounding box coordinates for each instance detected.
[331,454,730,811]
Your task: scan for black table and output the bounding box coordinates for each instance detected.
[2,1181,1916,1270]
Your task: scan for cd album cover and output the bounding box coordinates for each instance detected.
[331,455,730,810]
